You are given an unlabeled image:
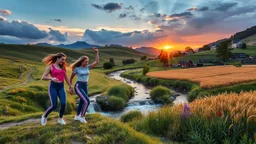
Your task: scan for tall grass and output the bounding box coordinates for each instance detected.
[134,91,256,143]
[121,111,143,123]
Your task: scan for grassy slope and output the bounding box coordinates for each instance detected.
[244,34,256,45]
[0,58,29,89]
[78,46,155,66]
[0,114,162,144]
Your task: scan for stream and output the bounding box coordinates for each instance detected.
[87,70,188,119]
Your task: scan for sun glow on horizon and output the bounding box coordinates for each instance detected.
[164,45,171,50]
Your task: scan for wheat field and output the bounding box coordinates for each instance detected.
[147,65,256,88]
[188,91,256,123]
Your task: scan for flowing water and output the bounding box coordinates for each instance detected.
[87,70,188,119]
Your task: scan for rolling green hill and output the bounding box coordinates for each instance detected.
[0,44,152,66]
[244,34,256,46]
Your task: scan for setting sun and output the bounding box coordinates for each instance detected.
[164,46,171,50]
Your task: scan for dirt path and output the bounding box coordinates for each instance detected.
[0,118,40,130]
[0,66,35,92]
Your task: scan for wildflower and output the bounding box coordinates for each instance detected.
[182,104,191,119]
[217,111,222,117]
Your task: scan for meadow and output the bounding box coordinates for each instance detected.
[1,44,256,144]
[146,65,256,88]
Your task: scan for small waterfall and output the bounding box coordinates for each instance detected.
[87,102,102,113]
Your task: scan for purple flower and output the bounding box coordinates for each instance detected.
[182,104,191,119]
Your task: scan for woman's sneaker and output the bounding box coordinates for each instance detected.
[79,116,87,123]
[58,118,66,125]
[41,114,47,126]
[74,115,80,121]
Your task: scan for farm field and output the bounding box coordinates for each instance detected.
[147,65,256,88]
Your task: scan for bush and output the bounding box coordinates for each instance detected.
[108,96,125,111]
[122,59,136,65]
[142,64,150,75]
[121,111,143,123]
[109,58,115,66]
[103,62,113,69]
[107,84,134,101]
[150,86,172,104]
[233,62,242,67]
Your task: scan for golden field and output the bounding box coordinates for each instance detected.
[147,65,256,88]
[185,91,256,123]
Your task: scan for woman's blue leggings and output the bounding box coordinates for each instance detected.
[44,81,66,118]
[74,81,90,117]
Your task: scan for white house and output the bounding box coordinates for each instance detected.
[211,45,217,50]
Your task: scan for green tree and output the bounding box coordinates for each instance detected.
[109,57,115,65]
[216,39,232,62]
[240,42,247,49]
[140,55,147,61]
[143,64,150,75]
[185,46,194,53]
[202,45,211,51]
[103,62,113,69]
[159,50,169,66]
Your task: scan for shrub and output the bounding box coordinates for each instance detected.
[108,96,125,111]
[142,64,150,75]
[109,58,115,66]
[122,59,136,65]
[107,84,134,101]
[150,86,172,104]
[103,62,113,69]
[121,111,143,123]
[233,62,242,67]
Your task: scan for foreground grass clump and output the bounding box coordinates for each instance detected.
[150,86,173,104]
[133,91,256,144]
[107,84,134,101]
[121,111,143,123]
[0,114,161,144]
[108,96,126,111]
[97,84,134,111]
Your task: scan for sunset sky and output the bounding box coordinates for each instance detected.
[0,0,256,50]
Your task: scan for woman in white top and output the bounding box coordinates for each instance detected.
[70,47,99,123]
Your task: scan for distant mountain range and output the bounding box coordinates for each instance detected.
[35,41,100,49]
[135,47,161,56]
